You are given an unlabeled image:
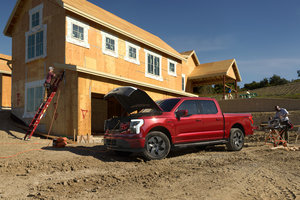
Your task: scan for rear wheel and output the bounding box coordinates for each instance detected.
[142,131,171,160]
[226,128,244,151]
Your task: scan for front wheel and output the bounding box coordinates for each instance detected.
[142,131,171,160]
[226,128,244,151]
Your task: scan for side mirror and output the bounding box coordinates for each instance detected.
[175,110,188,120]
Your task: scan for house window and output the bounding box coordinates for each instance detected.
[24,80,45,118]
[29,4,43,30]
[26,29,46,61]
[101,31,118,58]
[124,41,140,65]
[168,59,177,76]
[66,16,90,48]
[182,74,186,91]
[144,49,162,81]
[129,47,136,59]
[26,4,46,63]
[31,12,40,28]
[72,24,84,41]
[105,37,115,51]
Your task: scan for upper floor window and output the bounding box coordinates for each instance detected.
[29,4,43,30]
[168,59,177,76]
[106,37,115,51]
[182,74,186,91]
[144,50,162,81]
[31,12,40,28]
[26,4,46,63]
[72,24,84,41]
[101,31,118,58]
[124,41,140,65]
[66,16,90,48]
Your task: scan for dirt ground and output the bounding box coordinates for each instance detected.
[0,110,299,200]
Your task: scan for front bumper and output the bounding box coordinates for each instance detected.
[104,136,145,152]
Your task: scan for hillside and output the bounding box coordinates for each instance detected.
[250,81,300,99]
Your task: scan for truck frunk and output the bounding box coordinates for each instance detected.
[104,86,254,160]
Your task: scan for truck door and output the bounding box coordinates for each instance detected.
[174,100,203,143]
[196,100,224,140]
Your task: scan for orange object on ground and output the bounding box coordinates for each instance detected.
[53,137,67,148]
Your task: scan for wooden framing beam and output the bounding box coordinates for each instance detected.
[54,63,198,97]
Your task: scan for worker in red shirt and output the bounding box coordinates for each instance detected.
[44,66,56,97]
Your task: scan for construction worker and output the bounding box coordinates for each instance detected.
[44,66,56,98]
[274,105,292,142]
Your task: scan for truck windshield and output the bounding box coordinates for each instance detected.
[139,99,180,113]
[156,99,180,112]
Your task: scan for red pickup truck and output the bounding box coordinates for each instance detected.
[104,87,254,160]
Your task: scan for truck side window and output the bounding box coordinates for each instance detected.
[176,100,198,116]
[198,100,218,114]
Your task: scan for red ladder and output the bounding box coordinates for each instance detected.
[24,71,65,140]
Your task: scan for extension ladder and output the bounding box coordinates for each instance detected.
[24,71,65,140]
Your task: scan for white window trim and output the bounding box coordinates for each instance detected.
[101,31,119,58]
[124,41,140,65]
[29,3,43,31]
[25,24,47,63]
[23,80,45,118]
[168,59,177,77]
[144,49,163,81]
[182,74,186,91]
[66,16,90,49]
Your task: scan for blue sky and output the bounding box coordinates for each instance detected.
[0,0,299,86]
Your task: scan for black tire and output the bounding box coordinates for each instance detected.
[226,128,244,151]
[142,131,171,160]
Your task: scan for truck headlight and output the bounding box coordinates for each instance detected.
[130,119,144,134]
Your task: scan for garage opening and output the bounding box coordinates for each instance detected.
[91,93,125,135]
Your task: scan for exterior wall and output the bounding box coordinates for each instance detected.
[0,75,12,108]
[64,12,188,93]
[77,73,185,137]
[0,54,12,109]
[183,55,198,93]
[10,0,78,136]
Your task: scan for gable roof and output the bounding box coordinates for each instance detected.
[180,50,200,66]
[4,0,185,61]
[188,59,241,85]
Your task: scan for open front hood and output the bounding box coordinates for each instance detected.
[104,87,162,113]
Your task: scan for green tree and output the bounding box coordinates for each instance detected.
[269,74,289,86]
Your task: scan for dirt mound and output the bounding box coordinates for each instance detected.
[0,111,299,199]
